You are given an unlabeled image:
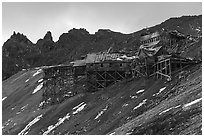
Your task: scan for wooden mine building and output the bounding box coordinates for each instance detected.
[42,29,200,93]
[86,60,132,91]
[137,30,198,80]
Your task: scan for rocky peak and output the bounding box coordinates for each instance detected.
[43,31,53,41]
[68,28,89,35]
[9,31,31,43]
[95,29,113,35]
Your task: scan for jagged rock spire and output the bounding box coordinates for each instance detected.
[43,31,53,41]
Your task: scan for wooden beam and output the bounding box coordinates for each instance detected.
[156,72,171,79]
[96,71,106,81]
[169,59,171,78]
[105,71,117,81]
[115,71,126,80]
[165,59,168,76]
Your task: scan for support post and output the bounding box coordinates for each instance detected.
[157,63,159,79]
[180,59,182,71]
[165,59,168,76]
[160,62,162,79]
[169,59,171,79]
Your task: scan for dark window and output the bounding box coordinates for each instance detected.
[109,63,112,67]
[120,63,123,67]
[101,63,103,67]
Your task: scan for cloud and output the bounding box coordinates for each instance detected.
[2,2,202,44]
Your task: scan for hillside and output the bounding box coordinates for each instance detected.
[2,15,202,80]
[2,63,202,135]
[2,15,202,135]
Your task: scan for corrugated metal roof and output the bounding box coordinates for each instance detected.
[85,53,121,63]
[138,46,163,58]
[140,31,160,41]
[140,40,160,49]
[70,60,86,66]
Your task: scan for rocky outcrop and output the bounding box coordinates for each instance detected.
[36,31,55,53]
[43,31,53,41]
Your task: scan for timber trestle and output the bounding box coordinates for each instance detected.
[149,57,199,80]
[42,57,199,92]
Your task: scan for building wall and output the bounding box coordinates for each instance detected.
[86,61,131,71]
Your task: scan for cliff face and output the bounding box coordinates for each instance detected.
[2,15,202,80]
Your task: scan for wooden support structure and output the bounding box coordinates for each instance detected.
[41,54,199,94]
[150,57,198,80]
[86,60,132,92]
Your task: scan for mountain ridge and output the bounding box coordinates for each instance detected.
[2,15,202,80]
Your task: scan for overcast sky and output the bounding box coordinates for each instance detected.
[2,2,202,43]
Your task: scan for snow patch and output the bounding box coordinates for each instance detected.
[122,103,129,107]
[32,69,42,77]
[43,113,70,135]
[159,105,181,115]
[25,79,30,82]
[72,103,86,115]
[195,28,201,32]
[133,99,147,110]
[38,79,43,83]
[39,101,46,107]
[183,98,202,108]
[2,97,7,101]
[130,95,137,99]
[3,118,13,129]
[18,114,43,135]
[109,131,115,135]
[21,104,29,111]
[72,102,85,110]
[32,82,44,94]
[21,104,28,109]
[11,107,16,110]
[156,87,166,95]
[16,112,21,115]
[136,89,145,94]
[126,132,132,135]
[94,105,108,120]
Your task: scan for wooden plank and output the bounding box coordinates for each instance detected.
[169,59,171,78]
[105,71,117,81]
[156,72,171,79]
[165,60,168,76]
[96,71,106,81]
[115,71,126,80]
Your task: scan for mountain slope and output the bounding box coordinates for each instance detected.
[2,63,201,135]
[2,14,202,135]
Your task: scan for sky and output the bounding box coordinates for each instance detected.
[2,2,202,43]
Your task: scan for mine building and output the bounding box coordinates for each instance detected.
[42,29,200,93]
[85,53,134,91]
[137,29,198,80]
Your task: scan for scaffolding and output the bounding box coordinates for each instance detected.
[42,53,200,92]
[86,60,132,91]
[149,56,198,80]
